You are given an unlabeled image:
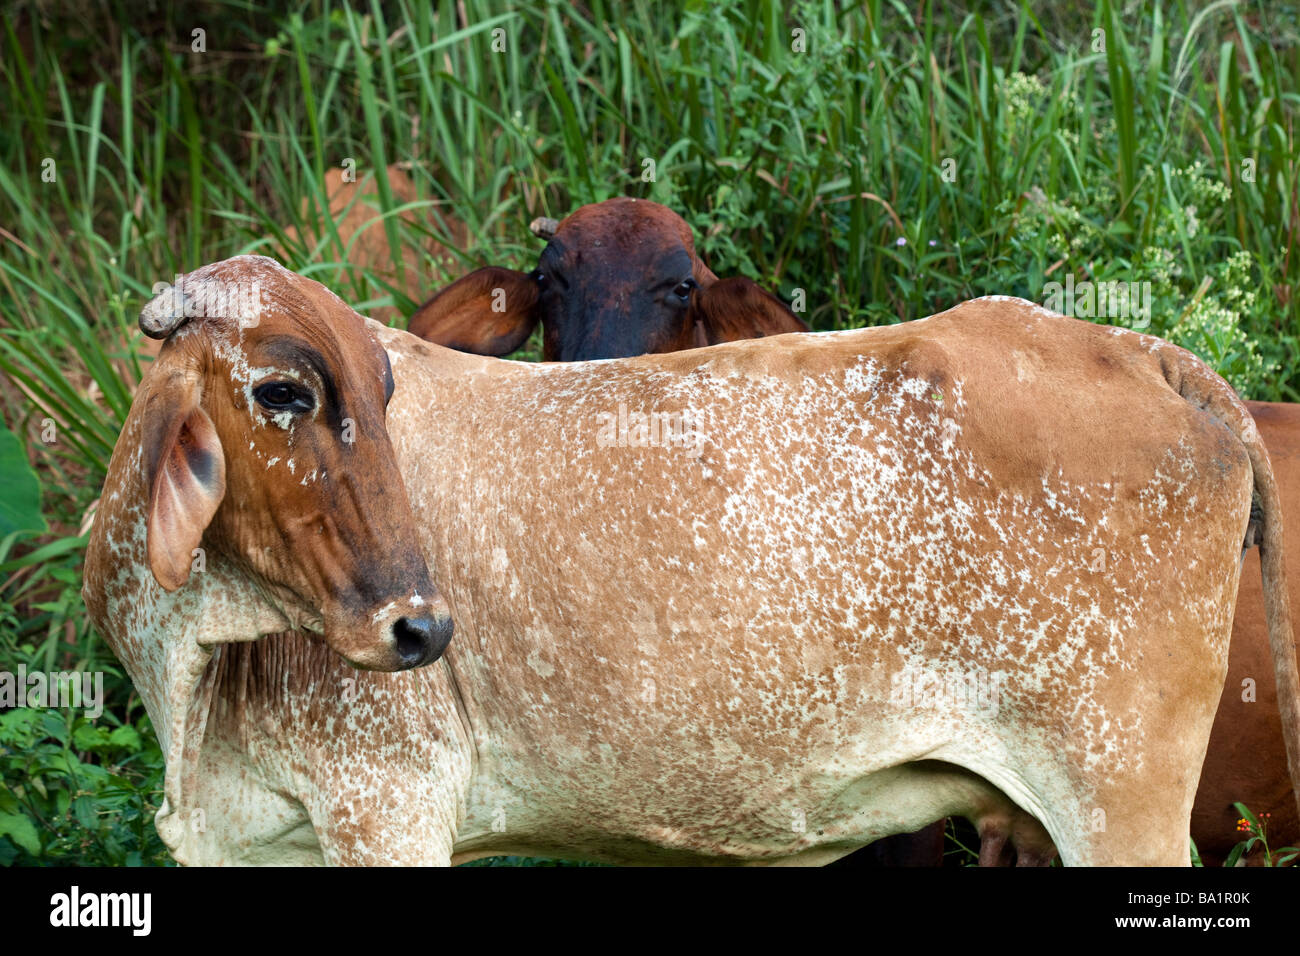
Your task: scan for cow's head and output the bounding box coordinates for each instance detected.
[407,197,809,361]
[133,255,451,670]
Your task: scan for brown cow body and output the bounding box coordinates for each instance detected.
[83,261,1300,865]
[1193,401,1300,864]
[276,165,465,323]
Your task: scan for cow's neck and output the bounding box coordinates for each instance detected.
[197,629,474,863]
[381,342,659,855]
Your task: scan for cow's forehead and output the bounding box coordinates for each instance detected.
[156,257,388,404]
[163,256,367,346]
[555,198,697,254]
[174,255,303,318]
[187,253,294,286]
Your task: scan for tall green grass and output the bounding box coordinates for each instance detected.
[1,0,1298,864]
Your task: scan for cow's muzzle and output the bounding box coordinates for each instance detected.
[326,592,455,671]
[392,613,454,668]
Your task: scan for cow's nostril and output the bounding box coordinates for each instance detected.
[392,614,454,667]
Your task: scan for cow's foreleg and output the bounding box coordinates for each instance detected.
[304,757,467,867]
[312,793,459,866]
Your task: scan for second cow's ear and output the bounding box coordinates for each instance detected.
[142,366,226,592]
[691,277,810,345]
[408,266,541,357]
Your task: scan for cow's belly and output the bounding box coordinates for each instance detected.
[449,605,1099,862]
[453,742,1040,864]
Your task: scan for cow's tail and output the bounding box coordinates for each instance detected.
[1161,344,1300,838]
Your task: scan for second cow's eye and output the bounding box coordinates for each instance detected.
[254,382,315,414]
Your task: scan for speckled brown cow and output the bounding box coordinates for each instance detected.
[85,257,1300,865]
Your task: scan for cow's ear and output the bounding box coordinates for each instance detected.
[408,266,541,357]
[692,277,809,345]
[143,370,226,592]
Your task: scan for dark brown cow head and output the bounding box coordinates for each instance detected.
[132,255,452,670]
[407,197,808,361]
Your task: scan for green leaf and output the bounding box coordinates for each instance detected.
[108,725,142,750]
[0,424,46,538]
[73,722,111,751]
[39,710,69,744]
[0,812,41,856]
[72,795,98,831]
[0,708,41,746]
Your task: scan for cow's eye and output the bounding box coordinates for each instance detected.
[254,382,314,414]
[672,279,696,303]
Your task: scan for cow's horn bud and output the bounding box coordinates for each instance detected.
[529,216,559,240]
[139,283,190,340]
